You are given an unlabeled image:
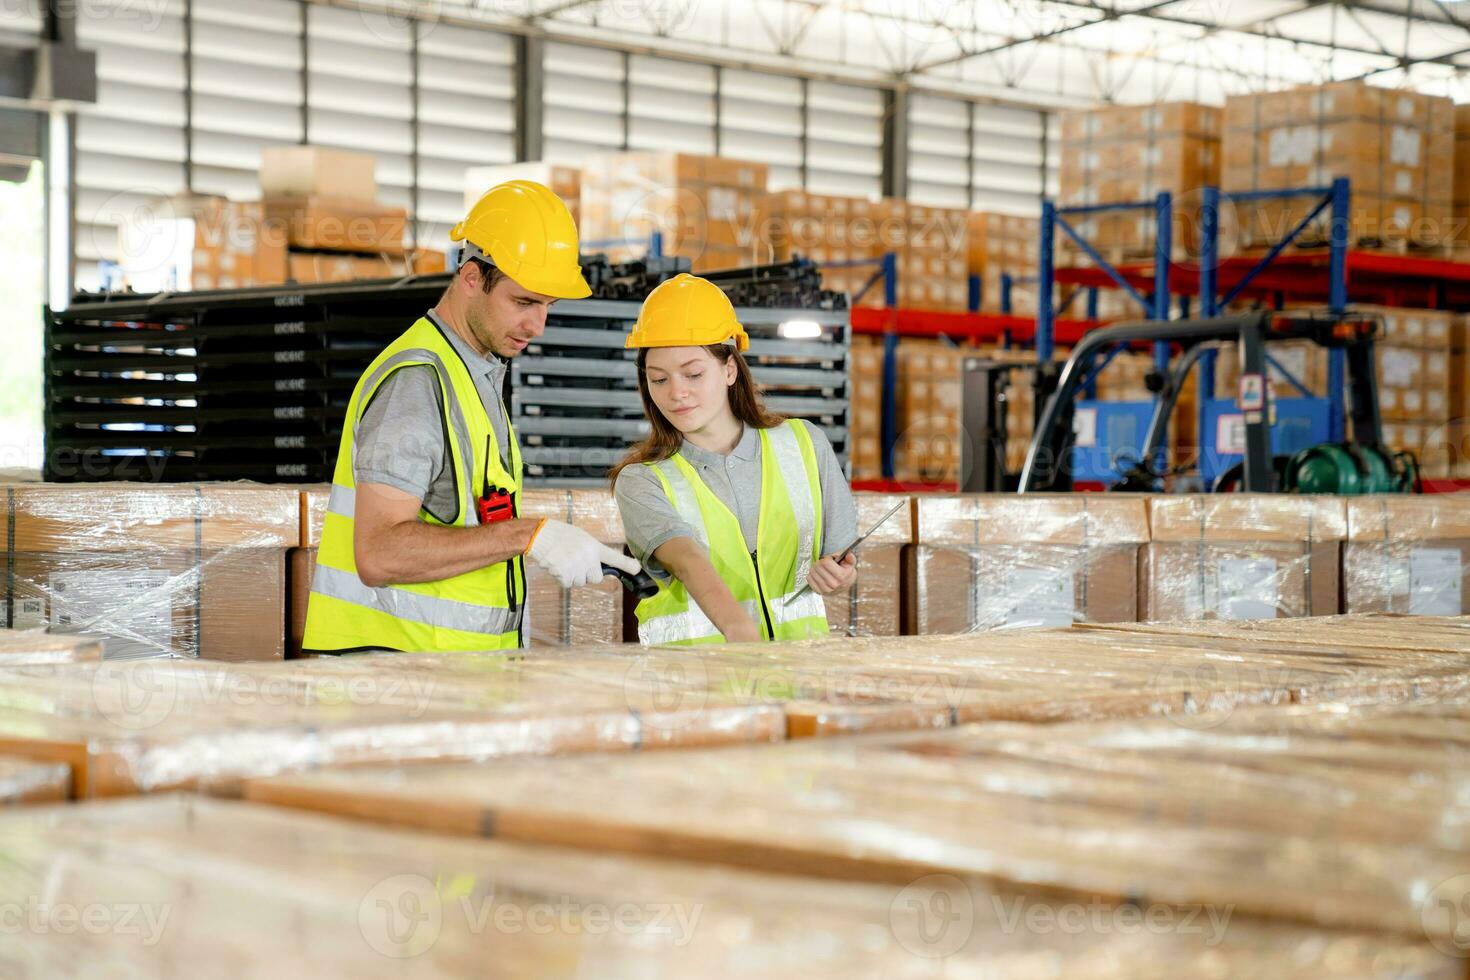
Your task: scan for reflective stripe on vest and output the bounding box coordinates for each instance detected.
[303,317,525,653]
[636,420,828,646]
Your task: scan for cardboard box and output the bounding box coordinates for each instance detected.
[821,493,913,638]
[906,495,1150,634]
[517,489,628,646]
[464,162,581,211]
[261,145,377,203]
[262,198,407,255]
[0,484,298,661]
[287,547,315,659]
[1141,496,1345,621]
[1224,82,1454,248]
[1343,496,1470,614]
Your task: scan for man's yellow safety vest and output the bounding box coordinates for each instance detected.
[303,316,526,653]
[635,420,829,645]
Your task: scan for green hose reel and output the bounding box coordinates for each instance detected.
[1282,443,1418,494]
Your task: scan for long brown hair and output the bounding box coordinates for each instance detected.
[608,344,786,486]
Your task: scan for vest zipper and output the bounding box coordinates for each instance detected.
[749,550,777,641]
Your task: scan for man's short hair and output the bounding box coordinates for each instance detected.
[468,257,507,294]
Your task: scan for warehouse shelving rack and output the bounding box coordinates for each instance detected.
[1048,179,1354,463]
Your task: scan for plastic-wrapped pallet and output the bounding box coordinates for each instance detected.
[0,653,784,797]
[16,795,1459,978]
[0,756,68,804]
[906,494,1150,634]
[1343,496,1470,615]
[820,493,911,638]
[0,629,102,666]
[0,484,299,660]
[246,687,1470,968]
[1141,495,1344,621]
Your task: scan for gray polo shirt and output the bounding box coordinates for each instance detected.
[614,421,858,581]
[354,310,512,519]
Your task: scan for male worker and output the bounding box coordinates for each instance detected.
[303,180,640,653]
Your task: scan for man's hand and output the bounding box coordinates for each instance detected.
[526,519,641,589]
[806,552,858,596]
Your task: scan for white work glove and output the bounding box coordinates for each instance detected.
[525,518,641,589]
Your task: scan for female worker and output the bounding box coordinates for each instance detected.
[610,273,859,645]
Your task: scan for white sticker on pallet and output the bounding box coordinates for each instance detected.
[49,570,174,659]
[993,569,1076,630]
[1215,558,1279,620]
[1408,548,1462,616]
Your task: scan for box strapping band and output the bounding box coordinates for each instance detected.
[1303,509,1313,616]
[1380,497,1393,612]
[1079,496,1090,621]
[1196,508,1208,618]
[194,485,205,657]
[561,490,574,644]
[5,488,12,630]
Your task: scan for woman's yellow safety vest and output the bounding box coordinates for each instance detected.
[302,316,526,653]
[636,420,829,645]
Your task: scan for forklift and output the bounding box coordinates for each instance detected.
[961,308,1420,495]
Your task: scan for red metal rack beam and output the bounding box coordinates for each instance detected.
[849,308,1103,347]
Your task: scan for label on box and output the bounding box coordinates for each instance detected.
[996,569,1076,630]
[1215,558,1279,620]
[1382,349,1418,387]
[1390,126,1422,167]
[49,570,173,658]
[1072,407,1098,448]
[1408,548,1462,615]
[11,597,46,630]
[1216,414,1246,455]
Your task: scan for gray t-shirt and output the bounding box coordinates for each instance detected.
[354,311,511,518]
[614,421,858,582]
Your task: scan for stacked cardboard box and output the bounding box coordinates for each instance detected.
[0,484,298,661]
[0,653,785,797]
[1141,495,1345,621]
[0,756,68,805]
[891,339,966,484]
[820,493,912,638]
[967,212,1039,314]
[115,195,287,292]
[847,335,884,482]
[580,152,768,272]
[1343,495,1470,614]
[519,490,627,647]
[30,796,1457,977]
[887,201,969,311]
[906,494,1149,634]
[259,145,419,286]
[1345,306,1457,476]
[249,683,1470,970]
[1224,82,1454,248]
[464,161,581,223]
[1457,105,1470,246]
[757,191,887,307]
[287,485,329,659]
[1059,102,1221,261]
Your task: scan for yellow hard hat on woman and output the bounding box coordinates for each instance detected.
[625,273,749,352]
[451,180,591,299]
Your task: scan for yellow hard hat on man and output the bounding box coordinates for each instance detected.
[451,180,591,299]
[625,273,749,352]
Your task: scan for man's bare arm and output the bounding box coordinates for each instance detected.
[353,482,538,587]
[652,536,761,642]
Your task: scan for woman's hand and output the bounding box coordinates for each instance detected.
[806,552,858,596]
